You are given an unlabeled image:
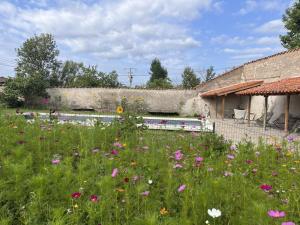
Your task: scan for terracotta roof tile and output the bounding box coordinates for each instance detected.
[201,80,263,97]
[236,76,300,95]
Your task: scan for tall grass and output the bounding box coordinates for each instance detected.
[0,114,299,225]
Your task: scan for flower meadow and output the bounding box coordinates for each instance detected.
[0,115,300,225]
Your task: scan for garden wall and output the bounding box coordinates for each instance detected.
[47,88,207,116]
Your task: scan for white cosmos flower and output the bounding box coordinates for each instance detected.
[148,179,153,184]
[208,208,221,218]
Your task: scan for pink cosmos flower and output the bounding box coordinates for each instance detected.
[111,168,118,177]
[195,156,204,163]
[268,210,285,218]
[141,191,150,196]
[178,184,186,192]
[174,150,183,161]
[260,184,272,192]
[71,192,81,199]
[227,154,235,160]
[52,159,60,165]
[113,142,123,148]
[282,222,295,225]
[90,195,98,202]
[111,149,118,155]
[246,159,253,164]
[173,163,183,169]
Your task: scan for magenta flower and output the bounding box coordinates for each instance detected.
[174,150,183,161]
[173,163,183,169]
[71,192,81,199]
[282,222,295,225]
[111,168,119,177]
[246,159,253,164]
[227,154,235,160]
[195,156,204,163]
[141,191,150,196]
[260,184,272,192]
[178,184,186,192]
[90,195,99,202]
[111,149,119,155]
[268,210,285,218]
[52,159,60,165]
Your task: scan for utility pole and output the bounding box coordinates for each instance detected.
[124,68,136,87]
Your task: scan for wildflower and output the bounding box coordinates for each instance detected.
[160,207,168,215]
[252,168,258,174]
[173,163,183,169]
[52,159,60,165]
[282,222,295,225]
[111,149,118,155]
[224,171,233,177]
[178,184,186,192]
[148,179,153,184]
[268,210,285,218]
[287,135,294,142]
[112,168,119,177]
[255,151,260,157]
[260,184,272,192]
[90,195,98,202]
[227,154,235,160]
[208,208,222,218]
[174,150,183,161]
[130,161,137,166]
[205,220,210,224]
[74,204,78,208]
[141,191,150,196]
[195,156,204,163]
[113,142,123,148]
[116,106,124,114]
[246,159,253,164]
[230,144,237,151]
[66,208,72,214]
[71,192,81,199]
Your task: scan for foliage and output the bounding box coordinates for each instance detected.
[0,78,23,107]
[280,1,300,49]
[0,115,299,224]
[205,66,216,82]
[147,58,172,88]
[181,67,200,89]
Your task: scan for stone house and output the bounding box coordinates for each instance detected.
[196,48,300,124]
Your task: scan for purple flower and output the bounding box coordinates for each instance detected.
[178,184,186,192]
[174,150,183,161]
[195,156,204,163]
[141,191,150,196]
[227,154,235,160]
[268,210,285,218]
[287,135,294,142]
[282,222,295,225]
[113,142,123,148]
[52,159,60,165]
[111,168,118,177]
[260,184,272,192]
[230,144,237,151]
[173,163,183,169]
[111,149,119,155]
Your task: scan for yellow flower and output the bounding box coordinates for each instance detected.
[74,204,78,208]
[123,143,127,147]
[116,106,124,114]
[160,207,168,216]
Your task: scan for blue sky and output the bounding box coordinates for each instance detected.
[0,0,293,86]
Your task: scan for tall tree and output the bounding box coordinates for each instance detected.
[149,58,168,82]
[280,1,300,49]
[205,66,216,82]
[181,67,200,88]
[60,60,84,87]
[16,33,60,87]
[147,58,172,88]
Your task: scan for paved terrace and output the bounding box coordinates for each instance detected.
[211,119,297,144]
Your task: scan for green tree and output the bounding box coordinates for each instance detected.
[147,58,172,88]
[71,66,99,88]
[98,70,121,88]
[280,1,300,49]
[16,33,60,87]
[181,67,200,88]
[205,66,216,82]
[60,60,84,87]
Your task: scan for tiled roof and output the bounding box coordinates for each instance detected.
[196,48,300,88]
[201,80,263,97]
[236,77,300,95]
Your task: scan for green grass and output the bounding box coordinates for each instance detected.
[0,114,299,225]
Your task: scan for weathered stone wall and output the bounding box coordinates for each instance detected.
[47,88,202,115]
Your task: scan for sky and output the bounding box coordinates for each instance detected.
[0,0,294,86]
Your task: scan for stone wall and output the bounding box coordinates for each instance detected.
[47,88,204,115]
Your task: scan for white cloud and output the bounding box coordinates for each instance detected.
[255,36,280,45]
[0,0,211,61]
[237,0,289,15]
[255,19,286,34]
